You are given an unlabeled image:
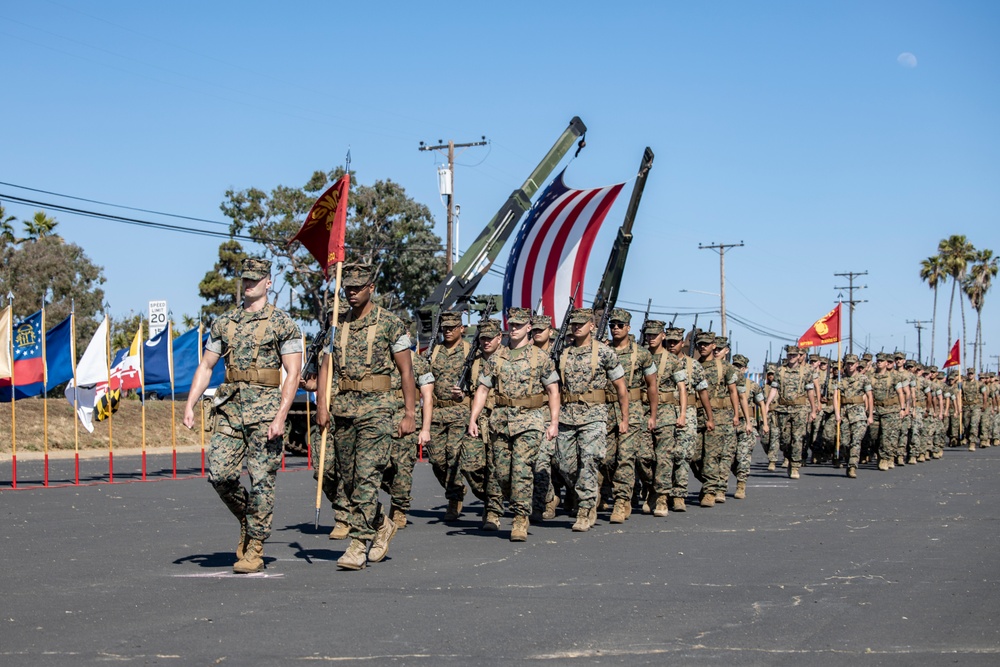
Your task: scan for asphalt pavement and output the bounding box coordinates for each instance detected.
[2,445,999,665]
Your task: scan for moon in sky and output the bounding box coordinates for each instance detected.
[897,52,918,68]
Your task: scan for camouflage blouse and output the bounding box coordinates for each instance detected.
[559,340,624,426]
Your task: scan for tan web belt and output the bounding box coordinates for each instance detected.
[875,396,900,408]
[841,396,865,405]
[606,387,642,403]
[562,389,606,405]
[709,397,734,410]
[435,396,471,408]
[225,367,281,387]
[778,397,809,406]
[495,394,547,409]
[656,390,679,406]
[339,375,392,393]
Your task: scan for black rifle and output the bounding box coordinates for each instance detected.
[423,310,442,360]
[458,297,498,393]
[686,314,700,358]
[551,283,581,367]
[302,313,334,379]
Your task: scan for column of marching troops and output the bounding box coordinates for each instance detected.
[190,260,1000,573]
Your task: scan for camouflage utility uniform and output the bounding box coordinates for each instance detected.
[381,350,434,519]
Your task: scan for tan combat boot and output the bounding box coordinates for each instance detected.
[653,496,669,517]
[236,514,249,560]
[878,458,890,471]
[390,505,407,529]
[916,453,926,462]
[767,461,776,471]
[571,508,591,532]
[671,496,686,512]
[368,512,398,563]
[933,451,943,459]
[444,499,463,521]
[643,491,657,515]
[846,466,857,478]
[482,511,501,531]
[715,490,727,504]
[907,455,917,465]
[782,459,790,469]
[610,499,628,524]
[734,481,746,499]
[896,455,906,465]
[969,443,976,451]
[542,495,559,520]
[337,538,367,570]
[700,492,715,508]
[233,538,264,574]
[789,467,800,480]
[510,516,528,542]
[330,521,350,540]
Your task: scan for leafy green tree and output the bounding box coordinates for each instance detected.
[23,210,58,240]
[919,254,946,364]
[0,234,105,343]
[0,204,17,243]
[963,249,998,371]
[197,239,247,325]
[217,168,445,327]
[938,235,975,364]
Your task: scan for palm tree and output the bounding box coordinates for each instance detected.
[22,210,58,240]
[964,249,998,371]
[919,254,946,364]
[938,235,975,366]
[0,204,16,243]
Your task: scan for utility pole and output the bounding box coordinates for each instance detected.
[698,240,743,336]
[906,319,932,363]
[418,137,488,271]
[834,270,868,354]
[990,354,999,374]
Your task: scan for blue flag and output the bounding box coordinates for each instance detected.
[0,313,72,402]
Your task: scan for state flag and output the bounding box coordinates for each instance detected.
[0,310,44,400]
[65,317,109,433]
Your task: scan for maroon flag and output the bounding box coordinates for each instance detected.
[289,174,350,279]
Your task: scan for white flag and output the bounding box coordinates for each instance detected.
[65,318,108,433]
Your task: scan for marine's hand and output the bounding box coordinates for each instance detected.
[619,419,629,435]
[418,428,431,447]
[182,406,196,430]
[267,417,285,441]
[467,421,479,439]
[397,415,416,438]
[706,419,716,432]
[546,422,558,441]
[299,375,318,392]
[450,385,464,401]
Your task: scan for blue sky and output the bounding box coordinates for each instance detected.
[2,1,998,368]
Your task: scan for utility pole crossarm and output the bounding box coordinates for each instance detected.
[699,241,744,337]
[834,270,868,354]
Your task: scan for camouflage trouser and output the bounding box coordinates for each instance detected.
[817,409,838,461]
[310,428,347,516]
[334,411,393,541]
[946,413,961,444]
[652,405,686,496]
[601,419,644,502]
[532,421,557,512]
[908,407,925,458]
[635,417,656,500]
[761,411,780,461]
[380,407,420,511]
[487,428,542,518]
[732,420,756,483]
[930,414,945,453]
[870,409,901,462]
[556,420,607,511]
[775,406,810,467]
[896,412,912,458]
[694,408,735,495]
[208,417,282,542]
[428,418,487,502]
[840,416,867,468]
[963,405,983,445]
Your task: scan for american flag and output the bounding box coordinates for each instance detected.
[502,170,624,328]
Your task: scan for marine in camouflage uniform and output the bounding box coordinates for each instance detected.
[814,358,841,464]
[891,353,914,465]
[380,342,434,529]
[730,354,764,498]
[764,345,818,479]
[961,367,985,450]
[529,314,563,519]
[926,367,946,458]
[692,333,741,504]
[467,317,506,527]
[600,309,657,523]
[760,366,780,468]
[471,309,560,541]
[428,310,488,521]
[944,372,962,447]
[869,352,907,471]
[556,308,628,532]
[833,354,872,477]
[183,258,303,574]
[666,331,709,510]
[642,321,687,516]
[317,265,416,570]
[908,362,931,462]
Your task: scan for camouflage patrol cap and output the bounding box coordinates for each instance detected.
[928,365,939,373]
[893,351,905,361]
[530,314,552,330]
[507,307,532,325]
[609,308,631,324]
[967,366,975,373]
[439,310,464,327]
[568,308,594,324]
[766,364,777,374]
[241,257,271,281]
[808,354,821,363]
[695,331,716,345]
[477,319,501,338]
[731,354,749,368]
[342,264,375,287]
[876,352,891,362]
[903,359,916,369]
[785,345,802,356]
[715,336,729,349]
[862,352,873,361]
[665,327,685,341]
[644,320,666,335]
[843,354,859,364]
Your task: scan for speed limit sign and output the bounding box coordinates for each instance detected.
[148,300,168,338]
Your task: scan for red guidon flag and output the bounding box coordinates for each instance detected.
[289,173,350,279]
[943,339,961,368]
[798,303,842,348]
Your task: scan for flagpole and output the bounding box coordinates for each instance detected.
[6,297,16,490]
[140,316,147,481]
[169,319,177,479]
[303,333,312,469]
[42,298,49,486]
[315,261,342,528]
[197,320,205,477]
[71,301,79,485]
[104,309,113,483]
[835,301,842,465]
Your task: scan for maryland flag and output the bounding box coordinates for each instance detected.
[798,303,841,348]
[289,173,350,279]
[943,339,961,368]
